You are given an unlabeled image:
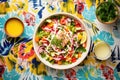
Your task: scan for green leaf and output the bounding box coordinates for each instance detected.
[71,27,76,33]
[76,46,86,53]
[41,52,46,58]
[71,21,75,26]
[50,60,55,64]
[38,31,49,38]
[108,0,112,3]
[51,15,62,20]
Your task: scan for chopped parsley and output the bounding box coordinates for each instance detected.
[96,2,118,22]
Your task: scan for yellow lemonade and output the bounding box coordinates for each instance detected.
[5,18,24,37]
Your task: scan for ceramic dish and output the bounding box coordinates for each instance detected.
[94,41,111,60]
[33,12,90,69]
[4,17,24,37]
[96,2,119,24]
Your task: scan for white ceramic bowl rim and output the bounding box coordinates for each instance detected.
[33,12,91,69]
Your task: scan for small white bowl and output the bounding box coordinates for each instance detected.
[33,12,91,69]
[94,41,111,60]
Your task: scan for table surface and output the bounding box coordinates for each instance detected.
[0,0,120,80]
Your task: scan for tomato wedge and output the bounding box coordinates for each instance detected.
[60,17,67,25]
[71,57,77,63]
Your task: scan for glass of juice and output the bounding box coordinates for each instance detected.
[4,17,24,37]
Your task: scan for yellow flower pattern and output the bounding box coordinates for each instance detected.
[0,0,119,80]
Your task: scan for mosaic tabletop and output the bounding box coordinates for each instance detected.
[0,0,120,80]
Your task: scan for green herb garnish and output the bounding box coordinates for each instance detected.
[75,46,86,53]
[96,2,118,22]
[51,36,63,49]
[51,15,62,20]
[71,21,75,26]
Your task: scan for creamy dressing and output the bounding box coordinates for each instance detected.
[94,42,111,60]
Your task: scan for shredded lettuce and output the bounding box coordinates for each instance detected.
[38,31,49,38]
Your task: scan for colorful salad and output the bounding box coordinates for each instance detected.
[35,15,87,65]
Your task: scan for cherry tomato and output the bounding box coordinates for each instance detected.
[60,17,66,25]
[71,57,77,63]
[74,20,81,27]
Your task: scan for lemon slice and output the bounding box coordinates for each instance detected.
[78,33,82,40]
[81,31,87,44]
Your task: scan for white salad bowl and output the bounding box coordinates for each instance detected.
[33,12,90,69]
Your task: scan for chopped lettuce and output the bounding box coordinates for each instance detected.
[41,52,46,58]
[38,31,49,38]
[68,25,76,33]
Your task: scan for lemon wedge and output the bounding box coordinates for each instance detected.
[78,33,83,40]
[80,31,87,44]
